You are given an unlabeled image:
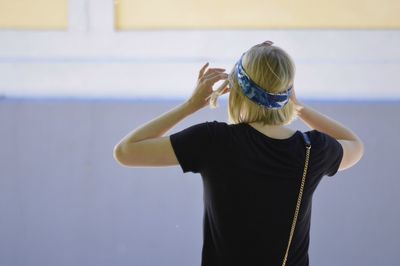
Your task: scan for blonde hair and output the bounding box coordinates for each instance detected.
[211,44,297,126]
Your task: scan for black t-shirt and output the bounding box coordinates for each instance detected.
[170,121,343,266]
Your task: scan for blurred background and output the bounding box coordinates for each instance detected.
[0,0,399,265]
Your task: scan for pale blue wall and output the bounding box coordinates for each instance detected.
[0,99,398,266]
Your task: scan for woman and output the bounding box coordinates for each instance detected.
[113,41,364,266]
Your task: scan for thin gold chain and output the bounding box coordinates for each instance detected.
[282,145,311,266]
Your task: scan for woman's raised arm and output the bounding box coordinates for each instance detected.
[113,64,228,167]
[291,88,364,171]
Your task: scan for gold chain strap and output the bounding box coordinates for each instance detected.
[282,144,311,266]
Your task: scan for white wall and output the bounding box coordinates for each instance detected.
[0,0,399,100]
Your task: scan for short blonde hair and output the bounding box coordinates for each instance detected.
[227,44,297,126]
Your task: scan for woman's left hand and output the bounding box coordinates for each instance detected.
[186,63,228,111]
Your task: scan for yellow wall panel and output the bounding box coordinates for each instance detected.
[115,0,400,29]
[0,0,67,29]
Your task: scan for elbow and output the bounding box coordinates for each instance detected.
[350,138,365,168]
[350,135,365,163]
[360,140,365,158]
[113,144,129,167]
[337,136,365,171]
[356,136,365,161]
[113,144,122,164]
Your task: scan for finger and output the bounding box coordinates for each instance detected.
[202,72,228,83]
[214,80,229,92]
[199,71,226,83]
[208,71,228,78]
[198,62,209,79]
[204,82,230,102]
[203,68,226,77]
[208,68,226,72]
[203,73,229,85]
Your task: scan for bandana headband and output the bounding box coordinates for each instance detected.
[236,54,293,110]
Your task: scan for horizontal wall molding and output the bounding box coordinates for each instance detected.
[1,30,399,99]
[1,60,398,99]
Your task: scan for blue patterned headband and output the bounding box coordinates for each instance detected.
[236,54,293,110]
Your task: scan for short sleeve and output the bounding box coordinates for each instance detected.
[169,122,215,173]
[322,133,344,177]
[308,130,344,177]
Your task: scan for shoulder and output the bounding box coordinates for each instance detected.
[306,129,343,161]
[170,120,228,142]
[168,120,229,173]
[307,130,340,148]
[203,120,229,128]
[185,120,230,135]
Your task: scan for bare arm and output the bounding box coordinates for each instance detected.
[113,63,228,167]
[291,89,364,171]
[113,102,195,167]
